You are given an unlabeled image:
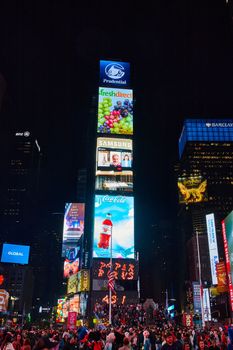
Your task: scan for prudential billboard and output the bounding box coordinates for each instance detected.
[1,244,30,264]
[100,60,130,88]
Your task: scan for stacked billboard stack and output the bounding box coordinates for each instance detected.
[57,203,89,325]
[90,60,139,311]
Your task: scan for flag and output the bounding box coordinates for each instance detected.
[107,266,115,294]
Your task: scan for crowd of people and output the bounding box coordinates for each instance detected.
[0,304,233,350]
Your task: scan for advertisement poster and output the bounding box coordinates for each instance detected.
[206,214,219,285]
[1,244,30,265]
[64,258,79,278]
[62,203,85,257]
[177,176,207,204]
[0,290,9,312]
[97,87,133,135]
[182,313,193,327]
[216,261,228,293]
[92,258,138,280]
[67,311,77,330]
[93,195,134,259]
[96,137,133,192]
[222,210,233,310]
[99,60,130,88]
[77,270,90,292]
[192,282,201,314]
[67,274,78,294]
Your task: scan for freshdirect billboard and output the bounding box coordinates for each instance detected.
[99,60,130,88]
[62,203,85,257]
[93,195,134,259]
[96,137,133,192]
[206,214,219,285]
[97,87,133,135]
[222,210,233,310]
[1,244,30,265]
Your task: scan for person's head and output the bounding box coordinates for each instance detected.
[198,340,205,350]
[211,339,217,347]
[106,333,115,344]
[16,334,22,342]
[70,337,77,345]
[23,339,31,346]
[165,333,173,346]
[123,154,129,161]
[183,343,190,350]
[123,338,130,346]
[112,154,120,164]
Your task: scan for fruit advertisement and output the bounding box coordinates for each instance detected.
[97,87,133,135]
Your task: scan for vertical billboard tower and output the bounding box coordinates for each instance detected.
[90,60,138,313]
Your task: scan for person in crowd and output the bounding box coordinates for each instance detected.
[21,339,32,350]
[143,330,151,350]
[118,338,131,350]
[1,333,15,350]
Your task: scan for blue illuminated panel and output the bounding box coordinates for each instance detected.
[179,119,233,158]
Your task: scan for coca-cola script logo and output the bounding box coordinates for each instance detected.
[102,195,126,204]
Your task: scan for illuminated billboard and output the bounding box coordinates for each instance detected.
[92,258,138,280]
[206,214,219,285]
[97,87,133,135]
[93,195,134,259]
[64,258,79,278]
[177,176,207,204]
[96,137,133,192]
[67,274,78,294]
[1,244,30,265]
[100,60,130,88]
[222,210,233,310]
[92,291,138,305]
[62,203,85,257]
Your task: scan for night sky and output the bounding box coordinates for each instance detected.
[1,1,233,300]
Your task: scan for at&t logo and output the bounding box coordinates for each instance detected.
[105,64,125,79]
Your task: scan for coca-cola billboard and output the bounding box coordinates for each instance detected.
[93,195,134,259]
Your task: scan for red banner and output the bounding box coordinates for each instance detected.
[67,311,77,330]
[182,313,193,327]
[216,261,228,293]
[222,220,233,310]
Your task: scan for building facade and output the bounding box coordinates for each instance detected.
[176,119,233,308]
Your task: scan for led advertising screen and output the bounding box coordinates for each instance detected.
[206,214,219,285]
[96,137,133,192]
[177,176,207,204]
[99,60,130,88]
[92,258,138,280]
[97,87,133,135]
[222,210,233,310]
[67,274,78,294]
[1,244,30,265]
[93,195,134,259]
[62,203,85,257]
[64,258,79,278]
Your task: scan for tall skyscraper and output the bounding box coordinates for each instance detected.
[0,131,41,243]
[87,60,138,313]
[176,119,233,305]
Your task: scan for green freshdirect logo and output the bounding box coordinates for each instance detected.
[99,88,132,98]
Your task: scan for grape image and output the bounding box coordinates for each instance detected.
[97,92,133,135]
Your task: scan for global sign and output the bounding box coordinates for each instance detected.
[100,60,130,88]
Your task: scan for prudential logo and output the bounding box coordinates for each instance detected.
[105,64,125,79]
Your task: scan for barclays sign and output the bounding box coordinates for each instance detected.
[100,60,130,88]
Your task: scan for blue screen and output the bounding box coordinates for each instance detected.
[1,244,30,264]
[100,60,130,88]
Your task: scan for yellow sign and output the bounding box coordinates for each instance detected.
[77,270,90,292]
[67,274,78,294]
[178,177,207,204]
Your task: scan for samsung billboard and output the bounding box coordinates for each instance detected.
[100,60,130,88]
[1,244,30,264]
